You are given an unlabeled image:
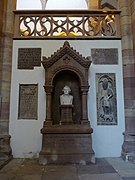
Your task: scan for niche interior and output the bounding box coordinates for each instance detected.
[52,70,81,125]
[39,41,95,164]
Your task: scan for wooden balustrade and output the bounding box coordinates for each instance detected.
[13,10,121,39]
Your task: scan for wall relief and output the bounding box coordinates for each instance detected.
[96,73,117,125]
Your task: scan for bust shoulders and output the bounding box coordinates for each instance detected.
[60,94,73,105]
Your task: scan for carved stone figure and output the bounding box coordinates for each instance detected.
[97,73,117,125]
[60,85,73,105]
[100,78,113,117]
[99,77,114,123]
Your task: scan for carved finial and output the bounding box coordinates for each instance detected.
[86,56,92,61]
[63,41,70,47]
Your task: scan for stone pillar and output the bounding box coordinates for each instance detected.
[119,0,135,162]
[0,0,16,160]
[131,0,135,56]
[0,1,4,106]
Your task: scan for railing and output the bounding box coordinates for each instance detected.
[14,10,121,39]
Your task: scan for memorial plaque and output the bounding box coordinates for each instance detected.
[18,48,41,69]
[96,73,117,125]
[91,48,118,64]
[18,84,38,119]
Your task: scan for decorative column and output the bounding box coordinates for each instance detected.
[119,0,135,162]
[0,0,16,161]
[44,85,53,126]
[81,86,90,124]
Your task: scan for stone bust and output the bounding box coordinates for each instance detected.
[60,85,73,105]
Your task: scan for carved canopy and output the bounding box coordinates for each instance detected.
[42,41,91,87]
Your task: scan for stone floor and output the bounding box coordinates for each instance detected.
[0,157,135,180]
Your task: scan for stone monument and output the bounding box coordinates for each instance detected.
[39,41,95,164]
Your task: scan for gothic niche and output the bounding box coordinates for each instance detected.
[96,73,117,125]
[39,41,95,164]
[52,70,81,125]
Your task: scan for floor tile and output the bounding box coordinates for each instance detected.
[0,158,135,180]
[78,173,123,180]
[43,165,78,180]
[122,178,135,180]
[77,165,100,174]
[98,165,116,173]
[106,158,135,177]
[22,174,42,180]
[43,173,78,180]
[96,158,110,166]
[16,159,43,174]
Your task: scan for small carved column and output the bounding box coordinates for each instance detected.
[0,0,16,161]
[44,85,53,126]
[81,86,89,124]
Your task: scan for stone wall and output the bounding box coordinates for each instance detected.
[0,0,4,97]
[131,0,135,56]
[10,40,124,158]
[119,0,135,161]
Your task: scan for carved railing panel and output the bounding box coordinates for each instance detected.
[14,10,120,39]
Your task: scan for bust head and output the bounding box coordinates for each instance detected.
[62,85,71,95]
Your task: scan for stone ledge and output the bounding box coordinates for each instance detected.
[41,124,93,134]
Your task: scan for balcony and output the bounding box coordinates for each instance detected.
[13,10,121,39]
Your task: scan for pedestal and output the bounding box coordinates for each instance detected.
[60,105,73,125]
[39,124,95,164]
[121,132,135,162]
